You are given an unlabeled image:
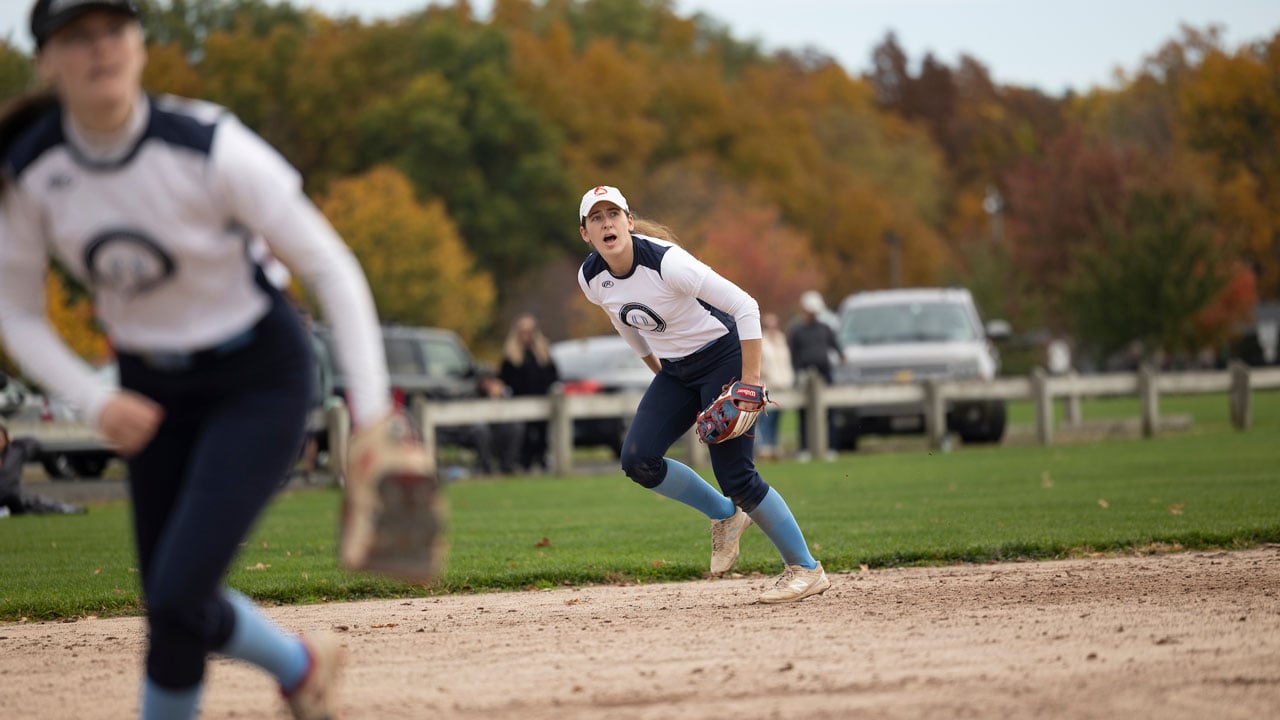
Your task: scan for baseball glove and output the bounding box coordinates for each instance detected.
[339,412,446,584]
[695,380,770,445]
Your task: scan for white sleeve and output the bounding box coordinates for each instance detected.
[664,247,762,341]
[696,270,761,340]
[210,117,390,426]
[0,186,115,424]
[609,315,653,358]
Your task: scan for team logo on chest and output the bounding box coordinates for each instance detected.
[83,230,177,298]
[619,302,667,333]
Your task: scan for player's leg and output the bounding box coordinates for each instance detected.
[620,370,735,521]
[120,382,204,719]
[698,351,827,599]
[125,292,337,717]
[148,358,332,708]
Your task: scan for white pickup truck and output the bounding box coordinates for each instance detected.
[829,287,1011,449]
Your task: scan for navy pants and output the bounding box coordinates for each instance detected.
[117,292,312,689]
[620,332,771,512]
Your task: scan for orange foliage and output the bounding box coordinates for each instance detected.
[1194,264,1258,347]
[681,200,823,317]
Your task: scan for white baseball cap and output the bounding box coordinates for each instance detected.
[579,185,629,223]
[800,290,826,314]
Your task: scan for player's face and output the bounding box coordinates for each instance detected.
[38,11,146,116]
[580,201,635,271]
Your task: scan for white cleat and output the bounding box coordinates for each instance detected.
[758,562,831,603]
[284,632,344,720]
[709,507,753,576]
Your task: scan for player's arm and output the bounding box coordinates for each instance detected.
[0,187,124,428]
[685,263,763,384]
[738,337,762,386]
[209,117,389,427]
[641,353,661,374]
[607,314,659,374]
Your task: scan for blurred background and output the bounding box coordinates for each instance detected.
[2,0,1279,376]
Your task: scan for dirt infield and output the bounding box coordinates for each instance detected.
[3,546,1278,719]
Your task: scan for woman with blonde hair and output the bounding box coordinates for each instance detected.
[499,312,559,471]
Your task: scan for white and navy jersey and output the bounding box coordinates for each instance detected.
[0,95,389,425]
[577,234,761,360]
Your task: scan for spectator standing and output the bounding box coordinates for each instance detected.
[788,291,843,462]
[499,313,559,471]
[756,312,793,461]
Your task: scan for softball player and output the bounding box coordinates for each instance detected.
[0,2,392,717]
[577,185,830,603]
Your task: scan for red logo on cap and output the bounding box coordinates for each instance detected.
[593,186,609,195]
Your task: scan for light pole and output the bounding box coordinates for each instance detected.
[883,230,902,288]
[983,185,1004,246]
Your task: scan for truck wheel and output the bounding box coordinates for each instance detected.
[69,456,109,479]
[41,454,75,480]
[958,401,1007,444]
[829,410,860,451]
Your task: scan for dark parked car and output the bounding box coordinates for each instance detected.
[549,335,653,456]
[313,324,485,449]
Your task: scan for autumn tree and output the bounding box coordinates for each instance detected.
[1065,190,1230,363]
[318,166,496,343]
[1179,30,1280,297]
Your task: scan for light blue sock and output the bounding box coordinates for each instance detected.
[748,488,818,568]
[651,459,736,520]
[221,589,310,691]
[143,679,201,720]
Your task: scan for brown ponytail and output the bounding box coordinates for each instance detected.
[0,89,59,193]
[633,217,680,245]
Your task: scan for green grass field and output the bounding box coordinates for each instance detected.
[2,390,1277,621]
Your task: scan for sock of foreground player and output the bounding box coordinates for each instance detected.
[222,589,310,691]
[651,458,736,520]
[748,488,818,569]
[143,679,201,720]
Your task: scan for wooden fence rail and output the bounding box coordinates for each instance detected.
[325,360,1280,477]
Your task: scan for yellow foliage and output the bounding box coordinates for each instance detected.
[141,43,204,98]
[318,166,496,343]
[44,271,110,366]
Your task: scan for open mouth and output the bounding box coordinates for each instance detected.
[601,233,618,245]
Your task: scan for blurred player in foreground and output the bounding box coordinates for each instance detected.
[576,185,830,603]
[0,1,428,717]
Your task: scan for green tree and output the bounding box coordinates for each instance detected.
[1065,191,1229,362]
[0,43,33,100]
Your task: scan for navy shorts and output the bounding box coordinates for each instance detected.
[115,289,312,688]
[619,331,771,512]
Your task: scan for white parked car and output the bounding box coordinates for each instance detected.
[830,288,1010,449]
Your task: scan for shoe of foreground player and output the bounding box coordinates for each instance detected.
[285,632,344,720]
[709,507,753,576]
[758,562,831,603]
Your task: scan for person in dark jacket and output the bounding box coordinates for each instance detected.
[787,291,844,462]
[499,313,559,471]
[0,421,86,516]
